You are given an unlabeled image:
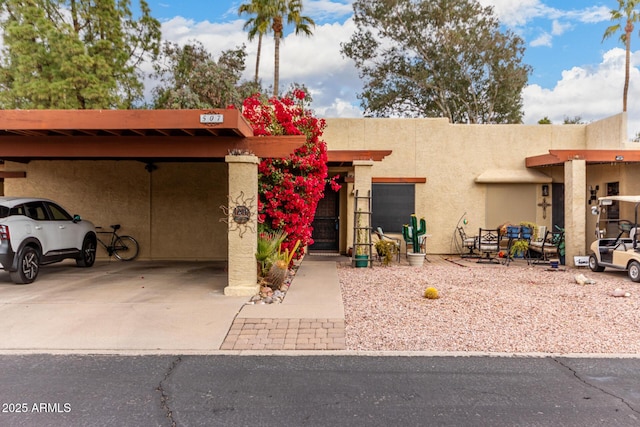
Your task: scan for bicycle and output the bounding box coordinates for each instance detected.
[95,224,139,261]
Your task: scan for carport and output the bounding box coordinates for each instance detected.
[0,109,305,296]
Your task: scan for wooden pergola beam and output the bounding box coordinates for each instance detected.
[344,177,426,183]
[526,149,640,167]
[328,150,392,162]
[0,109,254,138]
[0,135,306,160]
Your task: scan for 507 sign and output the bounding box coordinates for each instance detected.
[199,114,223,124]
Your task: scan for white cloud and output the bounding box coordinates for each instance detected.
[551,20,572,36]
[305,0,354,22]
[480,1,610,27]
[522,47,640,138]
[479,0,550,27]
[530,32,552,47]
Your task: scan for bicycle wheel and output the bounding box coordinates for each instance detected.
[113,235,139,261]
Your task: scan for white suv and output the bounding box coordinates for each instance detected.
[0,197,96,284]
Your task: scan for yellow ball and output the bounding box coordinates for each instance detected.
[424,287,439,299]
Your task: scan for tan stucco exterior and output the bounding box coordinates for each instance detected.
[324,113,640,265]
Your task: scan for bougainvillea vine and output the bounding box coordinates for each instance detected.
[241,90,340,259]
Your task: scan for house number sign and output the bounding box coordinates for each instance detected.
[199,114,223,124]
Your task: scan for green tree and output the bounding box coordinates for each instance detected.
[238,0,271,84]
[603,0,640,112]
[341,0,531,124]
[0,0,161,109]
[538,117,552,124]
[239,0,314,97]
[151,41,259,109]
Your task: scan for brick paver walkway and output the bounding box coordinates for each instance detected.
[220,318,346,351]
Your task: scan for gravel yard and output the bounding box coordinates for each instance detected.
[338,257,640,354]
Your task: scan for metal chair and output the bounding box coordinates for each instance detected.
[477,228,502,264]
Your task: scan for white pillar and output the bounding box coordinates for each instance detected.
[224,155,260,296]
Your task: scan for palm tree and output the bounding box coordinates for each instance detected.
[603,0,640,112]
[238,0,271,84]
[239,0,314,97]
[270,0,314,97]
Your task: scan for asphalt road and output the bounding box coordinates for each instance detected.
[1,355,639,426]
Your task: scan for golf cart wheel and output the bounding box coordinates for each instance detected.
[629,260,640,283]
[589,254,605,272]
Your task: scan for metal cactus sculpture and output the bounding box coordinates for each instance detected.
[402,215,426,253]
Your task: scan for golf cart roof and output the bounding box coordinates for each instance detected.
[598,195,640,204]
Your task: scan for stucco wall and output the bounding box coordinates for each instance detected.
[324,118,589,253]
[3,160,228,261]
[324,114,640,255]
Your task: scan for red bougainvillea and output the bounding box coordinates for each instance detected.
[241,91,340,258]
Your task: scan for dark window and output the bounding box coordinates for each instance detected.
[9,205,26,217]
[0,206,9,218]
[46,203,73,221]
[25,202,48,221]
[372,184,415,234]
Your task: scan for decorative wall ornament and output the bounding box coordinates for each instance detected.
[220,191,256,238]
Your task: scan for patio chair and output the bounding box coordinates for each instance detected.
[457,226,477,257]
[476,228,502,263]
[530,229,564,264]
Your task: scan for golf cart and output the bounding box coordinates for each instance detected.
[588,195,640,282]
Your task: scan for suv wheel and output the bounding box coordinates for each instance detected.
[76,235,96,267]
[10,246,40,284]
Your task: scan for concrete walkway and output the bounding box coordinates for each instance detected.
[221,255,347,351]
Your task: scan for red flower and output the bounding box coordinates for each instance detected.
[241,92,340,259]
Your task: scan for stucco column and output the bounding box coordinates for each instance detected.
[347,160,374,250]
[224,155,260,296]
[564,159,587,266]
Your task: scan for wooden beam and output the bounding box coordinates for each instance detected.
[527,149,640,167]
[345,177,426,183]
[328,150,392,162]
[0,109,255,138]
[0,171,26,178]
[0,135,306,160]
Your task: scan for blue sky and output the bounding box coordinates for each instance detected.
[145,0,640,136]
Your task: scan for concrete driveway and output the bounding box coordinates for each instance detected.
[0,260,247,354]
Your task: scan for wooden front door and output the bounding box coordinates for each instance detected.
[310,186,339,251]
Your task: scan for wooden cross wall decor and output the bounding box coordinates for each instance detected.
[538,197,551,219]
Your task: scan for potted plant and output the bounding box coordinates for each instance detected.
[402,214,426,267]
[509,238,529,258]
[375,239,397,266]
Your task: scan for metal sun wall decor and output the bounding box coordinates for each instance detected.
[220,191,256,238]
